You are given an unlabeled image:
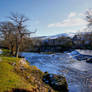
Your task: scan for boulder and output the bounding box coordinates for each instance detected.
[86,58,92,63]
[43,73,68,92]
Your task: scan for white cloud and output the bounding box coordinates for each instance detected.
[68,12,76,18]
[79,13,85,17]
[48,24,55,27]
[48,12,88,28]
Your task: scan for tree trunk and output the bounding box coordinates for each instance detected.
[15,44,20,58]
[10,45,13,55]
[15,38,20,58]
[16,47,19,58]
[9,42,14,56]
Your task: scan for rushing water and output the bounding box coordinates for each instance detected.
[21,50,92,92]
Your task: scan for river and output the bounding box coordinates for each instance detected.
[0,49,2,54]
[21,50,92,92]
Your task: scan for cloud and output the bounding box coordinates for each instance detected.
[48,18,87,27]
[48,12,88,28]
[48,24,55,27]
[79,13,85,17]
[68,12,76,18]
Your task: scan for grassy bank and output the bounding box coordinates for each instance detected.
[0,49,68,92]
[0,56,54,92]
[0,56,32,92]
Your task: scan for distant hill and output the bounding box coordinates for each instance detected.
[32,33,75,40]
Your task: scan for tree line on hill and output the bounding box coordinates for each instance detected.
[29,9,92,52]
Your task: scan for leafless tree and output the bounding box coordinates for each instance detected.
[0,21,15,55]
[8,13,32,57]
[86,9,92,31]
[0,13,35,57]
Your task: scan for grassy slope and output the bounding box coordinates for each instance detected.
[0,49,54,92]
[0,57,33,92]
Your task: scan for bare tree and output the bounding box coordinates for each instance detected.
[8,13,31,57]
[0,13,35,57]
[0,21,15,55]
[86,9,92,31]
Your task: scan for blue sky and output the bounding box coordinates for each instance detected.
[0,0,92,36]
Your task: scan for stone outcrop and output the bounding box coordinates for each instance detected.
[43,73,68,92]
[86,58,92,63]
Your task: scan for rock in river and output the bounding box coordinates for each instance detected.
[86,58,92,63]
[43,72,68,92]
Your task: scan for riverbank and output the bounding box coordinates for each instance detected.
[0,56,53,92]
[0,50,68,92]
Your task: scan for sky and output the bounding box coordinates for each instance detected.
[0,0,92,37]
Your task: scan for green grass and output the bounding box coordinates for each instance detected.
[0,56,34,92]
[0,56,53,92]
[0,49,10,56]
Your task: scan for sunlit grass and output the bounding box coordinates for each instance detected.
[0,49,10,56]
[0,56,33,92]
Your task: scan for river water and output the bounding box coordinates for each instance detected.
[21,50,92,92]
[0,49,2,54]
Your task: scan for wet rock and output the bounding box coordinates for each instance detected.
[86,58,92,63]
[43,73,68,92]
[69,50,92,61]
